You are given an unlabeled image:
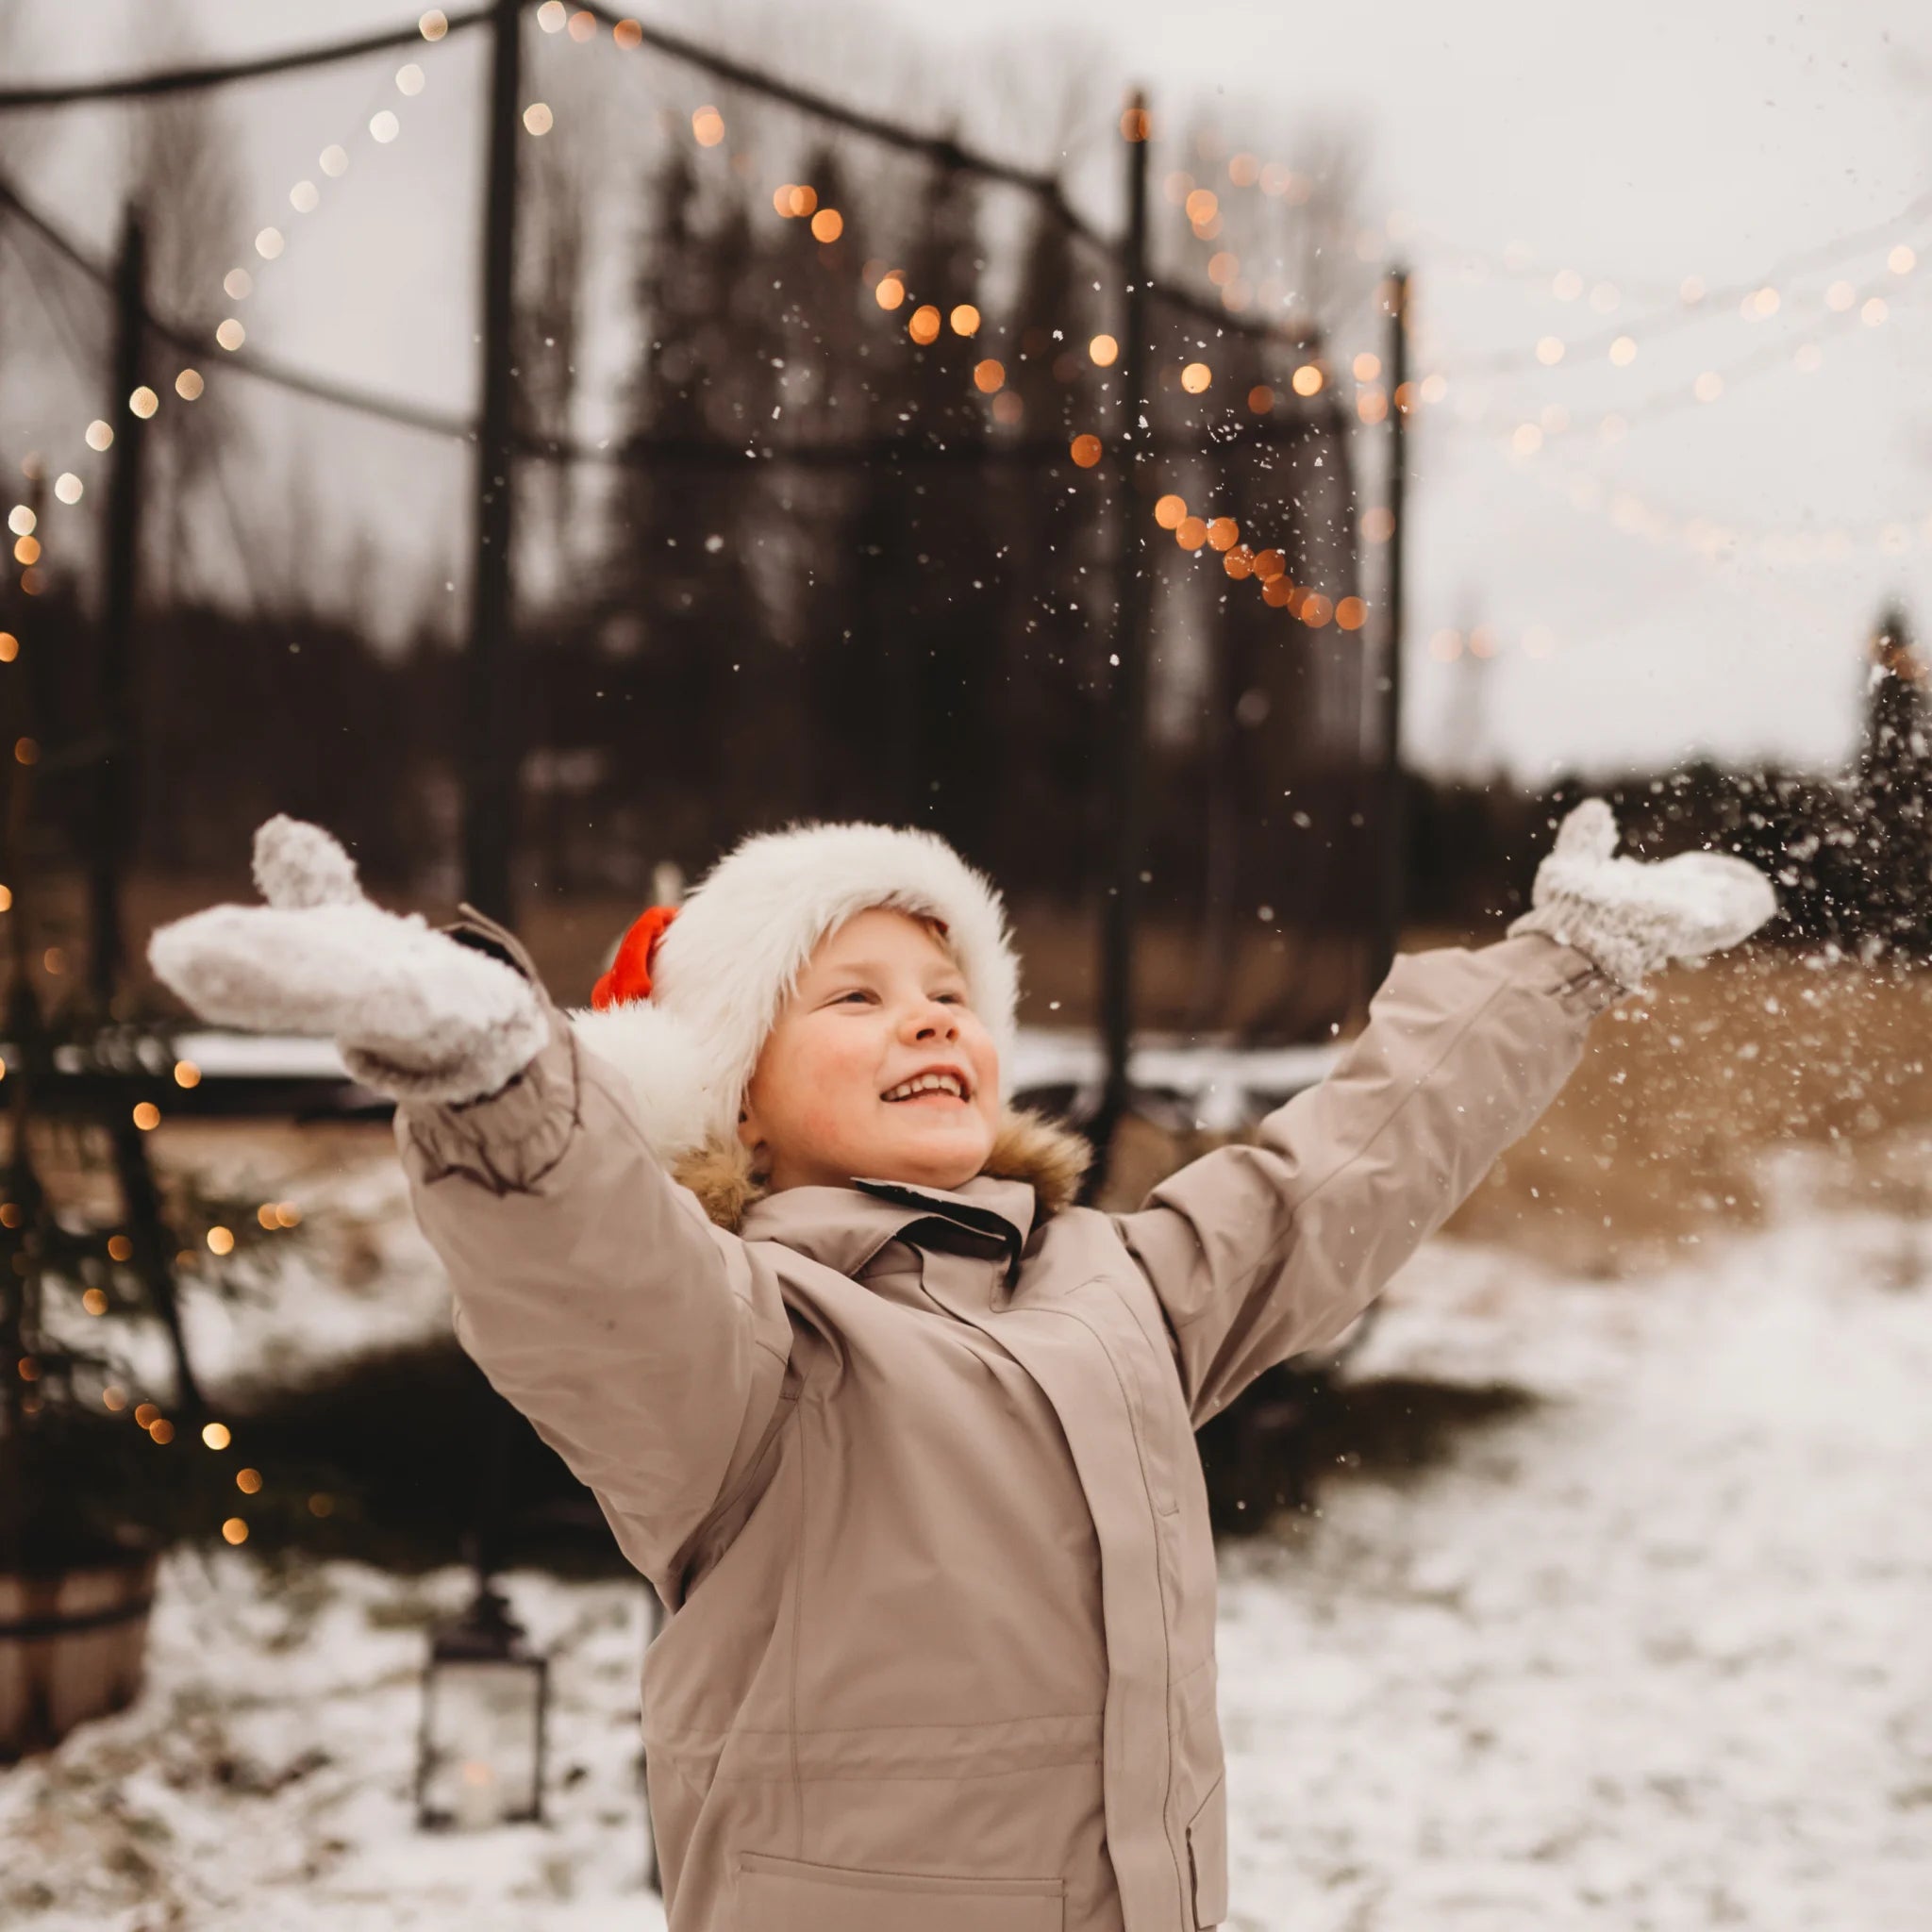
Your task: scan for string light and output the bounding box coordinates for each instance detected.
[1151,491,1367,630]
[5,23,449,621]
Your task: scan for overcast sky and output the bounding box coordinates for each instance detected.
[7,0,1931,782]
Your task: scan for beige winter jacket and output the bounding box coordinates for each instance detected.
[396,917,1622,1931]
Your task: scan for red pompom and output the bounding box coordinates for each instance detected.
[591,904,679,1009]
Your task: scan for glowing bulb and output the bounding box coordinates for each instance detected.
[949,304,981,337]
[175,369,205,401]
[224,267,253,299]
[1291,363,1324,396]
[371,109,402,142]
[691,106,724,147]
[290,180,320,213]
[207,1226,235,1256]
[202,1422,231,1450]
[255,227,284,259]
[537,0,566,27]
[809,208,842,242]
[85,420,113,451]
[132,1101,160,1129]
[7,507,32,538]
[395,61,425,95]
[1089,334,1119,367]
[129,386,159,418]
[908,305,941,345]
[319,145,348,178]
[1154,493,1187,529]
[874,275,905,310]
[1069,434,1103,468]
[215,319,245,351]
[222,1518,249,1545]
[174,1059,201,1088]
[613,18,642,46]
[419,8,449,39]
[1352,351,1380,381]
[1180,361,1211,393]
[973,358,1005,393]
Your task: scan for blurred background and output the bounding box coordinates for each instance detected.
[2,4,1930,1928]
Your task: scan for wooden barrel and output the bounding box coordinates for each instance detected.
[0,1553,160,1761]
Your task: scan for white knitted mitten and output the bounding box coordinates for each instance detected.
[1506,798,1778,993]
[146,816,549,1104]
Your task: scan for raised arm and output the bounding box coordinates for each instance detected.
[1113,933,1618,1424]
[1116,800,1777,1426]
[147,818,791,1605]
[393,974,791,1606]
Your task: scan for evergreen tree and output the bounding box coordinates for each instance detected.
[988,205,1106,894]
[832,160,1001,859]
[1845,600,1932,953]
[608,153,777,863]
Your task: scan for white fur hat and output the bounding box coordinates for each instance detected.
[567,822,1020,1164]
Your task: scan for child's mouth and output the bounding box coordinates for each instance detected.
[881,1072,970,1105]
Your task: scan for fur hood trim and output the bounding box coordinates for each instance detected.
[670,1105,1092,1234]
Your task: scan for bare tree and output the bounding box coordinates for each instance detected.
[125,62,245,609]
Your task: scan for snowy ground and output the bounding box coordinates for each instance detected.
[5,1143,1930,1930]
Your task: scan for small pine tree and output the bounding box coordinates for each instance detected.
[1847,601,1932,955]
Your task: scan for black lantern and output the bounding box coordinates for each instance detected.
[415,1571,548,1830]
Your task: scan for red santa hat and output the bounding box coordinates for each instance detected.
[567,822,1021,1164]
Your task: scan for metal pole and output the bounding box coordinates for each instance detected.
[461,0,523,923]
[1369,265,1410,994]
[91,206,148,1016]
[1090,92,1153,1183]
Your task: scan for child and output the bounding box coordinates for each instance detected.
[150,802,1774,1932]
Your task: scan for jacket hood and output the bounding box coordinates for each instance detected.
[669,1103,1092,1234]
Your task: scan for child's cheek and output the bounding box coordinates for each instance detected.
[798,1035,881,1147]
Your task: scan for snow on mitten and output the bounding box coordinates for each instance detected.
[146,816,549,1104]
[1506,798,1778,994]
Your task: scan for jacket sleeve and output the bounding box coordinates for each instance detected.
[392,996,793,1607]
[1110,932,1624,1427]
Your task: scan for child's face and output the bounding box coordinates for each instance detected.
[738,907,1002,1194]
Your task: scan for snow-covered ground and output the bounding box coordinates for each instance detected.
[5,1144,1930,1930]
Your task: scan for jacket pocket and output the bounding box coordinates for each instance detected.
[736,1851,1065,1931]
[1185,1774,1229,1927]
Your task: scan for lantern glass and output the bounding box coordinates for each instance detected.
[417,1590,547,1830]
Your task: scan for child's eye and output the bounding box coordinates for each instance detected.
[835,989,876,1005]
